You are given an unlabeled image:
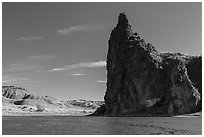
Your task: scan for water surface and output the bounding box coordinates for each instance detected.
[2,116,202,135]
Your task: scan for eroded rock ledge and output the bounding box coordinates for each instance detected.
[92,13,201,116]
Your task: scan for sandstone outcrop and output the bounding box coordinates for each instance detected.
[2,86,62,107]
[92,13,201,116]
[2,86,30,100]
[62,99,104,109]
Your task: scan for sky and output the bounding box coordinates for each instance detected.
[2,2,202,100]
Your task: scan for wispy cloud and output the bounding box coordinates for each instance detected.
[2,78,30,83]
[2,74,43,84]
[49,61,106,72]
[70,73,85,76]
[19,36,44,42]
[26,55,57,60]
[57,24,104,35]
[4,62,35,72]
[97,80,107,83]
[2,75,31,83]
[3,55,57,73]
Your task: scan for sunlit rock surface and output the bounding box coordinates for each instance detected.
[2,86,103,116]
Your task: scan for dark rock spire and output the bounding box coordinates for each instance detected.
[111,12,133,41]
[91,13,201,117]
[117,12,129,27]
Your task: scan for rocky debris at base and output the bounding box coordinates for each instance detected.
[174,111,202,117]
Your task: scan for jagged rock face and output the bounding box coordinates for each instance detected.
[92,13,201,116]
[186,56,202,111]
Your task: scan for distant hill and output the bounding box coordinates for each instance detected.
[2,86,30,100]
[61,99,104,109]
[2,86,104,116]
[2,86,63,107]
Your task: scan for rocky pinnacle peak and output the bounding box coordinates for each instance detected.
[114,12,133,39]
[118,12,129,24]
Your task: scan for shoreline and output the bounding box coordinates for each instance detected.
[2,110,92,116]
[2,114,86,117]
[2,103,201,117]
[2,103,95,117]
[3,112,201,117]
[2,111,89,116]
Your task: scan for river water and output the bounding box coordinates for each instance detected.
[2,116,202,135]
